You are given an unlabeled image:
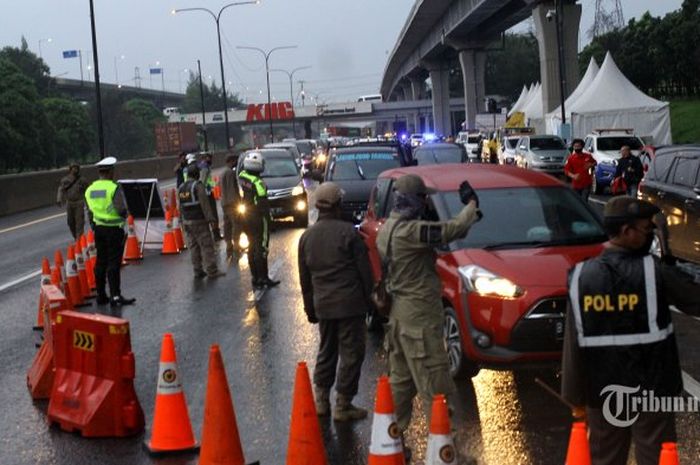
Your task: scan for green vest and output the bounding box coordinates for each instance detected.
[239,171,267,204]
[85,179,124,227]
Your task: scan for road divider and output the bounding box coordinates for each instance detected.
[27,285,72,399]
[47,310,144,437]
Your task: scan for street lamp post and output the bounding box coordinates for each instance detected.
[550,0,567,126]
[270,65,310,138]
[87,0,105,158]
[237,45,297,142]
[172,1,259,151]
[38,38,52,60]
[114,54,125,88]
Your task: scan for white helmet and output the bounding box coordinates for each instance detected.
[243,151,264,173]
[185,153,197,164]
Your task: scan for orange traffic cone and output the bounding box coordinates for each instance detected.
[199,344,249,465]
[36,258,52,327]
[368,376,406,465]
[124,215,143,261]
[75,238,92,299]
[425,394,456,465]
[565,421,592,465]
[286,361,327,465]
[65,245,85,307]
[144,334,198,454]
[87,230,97,266]
[54,250,66,291]
[170,188,178,212]
[213,177,221,200]
[658,442,679,465]
[81,235,96,290]
[172,208,186,251]
[161,211,180,255]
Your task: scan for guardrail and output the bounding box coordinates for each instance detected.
[0,152,229,217]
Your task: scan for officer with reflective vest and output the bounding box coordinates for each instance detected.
[238,151,280,289]
[178,164,224,279]
[84,157,136,307]
[561,196,700,465]
[198,151,222,241]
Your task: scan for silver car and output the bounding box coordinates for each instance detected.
[515,135,569,174]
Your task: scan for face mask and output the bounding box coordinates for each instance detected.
[638,232,655,254]
[574,148,583,154]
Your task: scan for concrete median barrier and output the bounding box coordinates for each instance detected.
[0,151,230,217]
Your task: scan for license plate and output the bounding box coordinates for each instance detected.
[271,207,284,216]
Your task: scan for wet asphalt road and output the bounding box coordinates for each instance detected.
[1,187,700,465]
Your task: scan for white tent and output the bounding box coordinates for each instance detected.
[508,85,529,117]
[522,83,543,120]
[546,57,599,133]
[569,52,672,145]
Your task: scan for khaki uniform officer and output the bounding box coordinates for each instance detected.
[57,162,89,240]
[377,174,480,436]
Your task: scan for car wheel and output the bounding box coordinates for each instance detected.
[294,212,309,228]
[443,306,480,379]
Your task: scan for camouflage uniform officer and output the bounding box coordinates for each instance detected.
[178,164,225,279]
[377,174,481,436]
[57,162,89,240]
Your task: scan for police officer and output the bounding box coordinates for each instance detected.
[84,157,135,307]
[178,164,225,279]
[561,196,700,465]
[198,152,221,242]
[57,162,88,240]
[377,174,481,446]
[238,152,280,289]
[298,182,373,421]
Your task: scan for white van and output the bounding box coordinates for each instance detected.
[357,94,382,102]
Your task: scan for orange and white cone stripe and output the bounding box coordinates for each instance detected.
[368,375,405,465]
[426,395,456,465]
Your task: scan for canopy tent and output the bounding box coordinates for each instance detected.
[545,57,599,133]
[507,85,529,117]
[522,83,543,121]
[569,52,671,145]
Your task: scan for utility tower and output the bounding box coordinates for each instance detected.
[590,0,624,38]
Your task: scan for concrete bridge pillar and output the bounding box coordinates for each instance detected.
[426,64,451,136]
[458,49,486,131]
[533,1,581,114]
[409,77,424,133]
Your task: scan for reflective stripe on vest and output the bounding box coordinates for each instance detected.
[239,171,267,204]
[570,255,674,347]
[85,180,123,227]
[178,180,205,221]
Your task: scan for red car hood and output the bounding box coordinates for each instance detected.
[451,244,604,288]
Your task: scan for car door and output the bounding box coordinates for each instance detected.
[664,155,700,261]
[359,177,393,280]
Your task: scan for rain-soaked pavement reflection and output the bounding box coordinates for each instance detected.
[2,224,700,465]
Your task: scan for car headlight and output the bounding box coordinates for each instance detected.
[458,265,523,299]
[237,203,246,215]
[291,184,304,196]
[316,153,327,164]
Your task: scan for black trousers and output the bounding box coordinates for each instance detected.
[244,215,269,284]
[313,316,366,397]
[586,407,677,465]
[94,225,125,299]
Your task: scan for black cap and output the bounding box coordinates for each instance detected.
[604,196,660,220]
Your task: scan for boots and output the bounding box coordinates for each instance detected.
[332,394,367,421]
[314,386,330,416]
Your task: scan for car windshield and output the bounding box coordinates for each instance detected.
[330,152,400,180]
[295,141,314,155]
[261,157,299,178]
[415,147,463,165]
[597,136,643,151]
[467,136,481,143]
[530,138,565,150]
[440,186,606,249]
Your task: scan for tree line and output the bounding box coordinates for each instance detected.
[0,38,242,175]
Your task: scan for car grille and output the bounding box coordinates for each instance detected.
[268,187,294,199]
[508,298,567,352]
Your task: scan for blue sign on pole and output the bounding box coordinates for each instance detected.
[62,50,79,59]
[149,68,162,75]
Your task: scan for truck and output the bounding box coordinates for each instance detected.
[154,122,198,157]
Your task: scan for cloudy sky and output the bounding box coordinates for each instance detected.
[0,0,682,103]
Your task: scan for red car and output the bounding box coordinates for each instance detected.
[359,164,607,377]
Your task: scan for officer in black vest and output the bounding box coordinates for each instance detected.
[561,196,700,465]
[178,164,224,279]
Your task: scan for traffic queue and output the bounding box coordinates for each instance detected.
[38,138,700,465]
